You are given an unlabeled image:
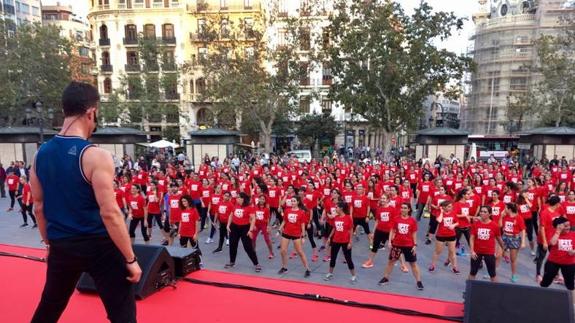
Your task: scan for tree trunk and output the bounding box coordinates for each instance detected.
[381,129,393,157]
[259,120,273,153]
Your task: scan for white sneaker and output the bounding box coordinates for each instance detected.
[530,250,536,257]
[324,273,334,281]
[205,238,213,244]
[226,239,229,246]
[350,276,358,284]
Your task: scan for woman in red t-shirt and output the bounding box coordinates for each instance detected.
[6,171,19,211]
[324,201,356,283]
[430,200,460,273]
[362,195,397,269]
[517,191,535,255]
[278,196,311,277]
[225,192,261,272]
[251,194,274,259]
[146,181,165,240]
[178,195,200,249]
[379,203,424,290]
[540,217,575,292]
[126,185,149,243]
[212,191,232,253]
[469,205,504,282]
[427,186,452,245]
[113,180,127,218]
[500,203,526,283]
[562,190,575,226]
[18,175,37,227]
[321,188,341,262]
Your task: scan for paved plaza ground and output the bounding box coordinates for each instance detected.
[0,195,563,302]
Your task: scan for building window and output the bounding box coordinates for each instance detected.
[100,24,108,39]
[125,24,137,41]
[198,47,208,61]
[166,105,179,123]
[221,19,230,38]
[299,62,309,86]
[102,51,110,65]
[197,108,214,126]
[133,0,144,9]
[127,51,138,65]
[245,47,255,58]
[322,62,332,86]
[197,18,206,34]
[322,28,330,49]
[15,1,20,12]
[103,78,112,94]
[21,3,29,14]
[278,0,288,16]
[299,96,310,114]
[79,47,90,57]
[220,0,228,10]
[32,6,39,16]
[244,17,254,38]
[299,28,310,51]
[321,99,332,113]
[277,29,288,47]
[244,0,253,9]
[196,78,206,95]
[162,24,174,39]
[152,0,163,8]
[144,24,156,39]
[81,63,90,74]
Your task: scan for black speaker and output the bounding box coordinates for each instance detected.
[165,246,202,277]
[464,280,574,323]
[76,244,175,300]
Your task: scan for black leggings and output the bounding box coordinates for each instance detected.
[536,243,548,276]
[9,190,16,208]
[353,218,370,234]
[330,242,354,270]
[470,254,496,278]
[415,203,425,220]
[129,218,149,241]
[371,229,390,253]
[524,218,534,242]
[312,208,322,232]
[209,214,217,239]
[19,202,36,224]
[456,227,471,247]
[199,206,208,231]
[229,223,259,265]
[180,236,200,251]
[540,261,575,290]
[146,213,163,229]
[217,221,228,249]
[306,225,317,249]
[428,216,438,235]
[271,207,281,224]
[531,211,539,237]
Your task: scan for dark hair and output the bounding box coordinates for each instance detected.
[547,195,561,206]
[440,200,452,207]
[239,192,250,207]
[553,216,568,228]
[400,202,412,214]
[505,203,518,214]
[179,195,194,210]
[455,188,468,202]
[479,205,492,218]
[336,201,349,214]
[62,81,100,117]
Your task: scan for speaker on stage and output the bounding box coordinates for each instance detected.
[464,280,574,323]
[76,244,175,300]
[165,246,202,277]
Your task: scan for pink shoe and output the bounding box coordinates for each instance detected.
[311,254,319,262]
[289,251,296,259]
[268,254,275,260]
[323,256,330,262]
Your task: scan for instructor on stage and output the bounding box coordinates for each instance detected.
[30,82,141,322]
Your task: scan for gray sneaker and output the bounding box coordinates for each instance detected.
[350,276,358,284]
[324,273,334,281]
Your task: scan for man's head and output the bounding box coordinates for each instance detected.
[61,81,100,135]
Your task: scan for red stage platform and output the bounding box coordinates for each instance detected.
[0,244,463,322]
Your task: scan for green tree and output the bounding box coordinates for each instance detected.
[327,0,472,151]
[198,1,323,152]
[296,112,340,155]
[0,21,72,126]
[532,18,575,127]
[506,92,536,132]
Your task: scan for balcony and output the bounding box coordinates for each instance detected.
[165,93,180,100]
[99,38,110,46]
[187,1,260,13]
[125,64,140,72]
[123,37,138,45]
[162,37,176,45]
[162,63,177,71]
[100,64,113,73]
[143,63,159,72]
[190,32,208,42]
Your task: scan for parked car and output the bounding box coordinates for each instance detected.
[287,150,312,163]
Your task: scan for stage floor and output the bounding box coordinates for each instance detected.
[0,244,463,323]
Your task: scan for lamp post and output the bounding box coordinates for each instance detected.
[26,101,54,145]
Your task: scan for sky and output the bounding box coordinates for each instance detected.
[43,0,480,55]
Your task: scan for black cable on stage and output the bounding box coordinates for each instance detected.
[182,277,464,322]
[0,251,464,322]
[0,251,46,263]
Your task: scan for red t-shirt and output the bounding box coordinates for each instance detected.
[431,194,452,217]
[232,206,253,226]
[562,201,575,224]
[548,231,575,265]
[342,190,355,205]
[283,208,305,237]
[168,193,182,223]
[114,189,125,209]
[200,187,212,206]
[303,191,321,209]
[436,210,458,238]
[22,183,32,205]
[471,221,500,255]
[146,192,161,214]
[127,194,146,218]
[254,205,271,225]
[6,175,19,191]
[375,205,397,232]
[518,203,532,220]
[180,208,200,237]
[391,216,417,247]
[323,199,337,226]
[351,195,369,218]
[416,181,432,204]
[209,194,222,214]
[501,215,525,235]
[332,214,353,243]
[188,180,202,200]
[490,201,505,225]
[454,200,472,228]
[539,207,563,244]
[216,201,233,223]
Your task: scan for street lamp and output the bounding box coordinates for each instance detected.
[26,101,54,145]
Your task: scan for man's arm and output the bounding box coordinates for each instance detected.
[29,164,47,245]
[83,148,136,262]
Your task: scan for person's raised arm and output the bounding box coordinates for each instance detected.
[84,147,141,282]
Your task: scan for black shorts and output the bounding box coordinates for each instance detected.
[323,223,333,238]
[282,233,301,240]
[389,246,417,263]
[436,236,456,242]
[470,254,496,278]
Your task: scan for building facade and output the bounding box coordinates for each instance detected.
[42,3,96,84]
[419,94,462,130]
[463,0,575,135]
[0,0,41,29]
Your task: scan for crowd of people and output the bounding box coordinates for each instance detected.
[4,151,575,296]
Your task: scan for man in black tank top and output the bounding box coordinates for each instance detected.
[30,82,141,323]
